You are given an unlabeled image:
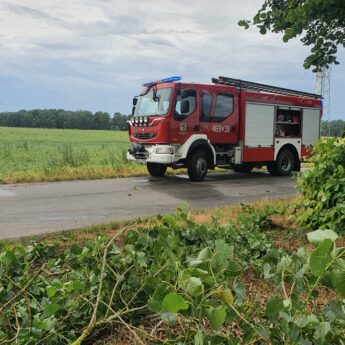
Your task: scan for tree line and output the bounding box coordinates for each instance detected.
[0,109,131,131]
[0,109,344,136]
[321,119,345,137]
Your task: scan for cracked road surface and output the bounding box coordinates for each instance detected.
[0,171,297,239]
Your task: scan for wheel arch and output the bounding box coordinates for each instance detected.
[187,139,215,169]
[276,144,300,171]
[177,135,216,168]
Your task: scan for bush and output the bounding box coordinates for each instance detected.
[297,138,345,232]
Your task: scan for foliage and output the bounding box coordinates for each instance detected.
[297,138,345,232]
[1,205,344,344]
[238,0,345,71]
[0,109,131,131]
[321,119,345,137]
[0,127,145,183]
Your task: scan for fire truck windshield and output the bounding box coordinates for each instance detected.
[134,87,172,116]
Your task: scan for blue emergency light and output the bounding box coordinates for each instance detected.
[143,76,182,87]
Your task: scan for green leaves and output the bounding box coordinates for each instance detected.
[161,293,189,313]
[0,250,16,265]
[216,288,234,306]
[185,277,204,297]
[212,240,232,272]
[297,139,345,232]
[44,303,60,316]
[46,286,57,298]
[237,19,250,29]
[206,306,227,331]
[265,296,283,316]
[314,321,330,343]
[194,330,204,345]
[307,230,338,246]
[309,239,334,277]
[1,202,344,345]
[148,284,168,313]
[331,270,345,297]
[238,0,345,71]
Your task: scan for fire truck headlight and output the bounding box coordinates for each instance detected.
[139,117,143,124]
[144,116,148,124]
[156,146,173,154]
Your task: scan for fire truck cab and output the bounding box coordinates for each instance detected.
[127,76,322,181]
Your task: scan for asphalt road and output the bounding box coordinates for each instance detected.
[0,171,297,239]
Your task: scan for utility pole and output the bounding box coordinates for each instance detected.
[315,68,331,136]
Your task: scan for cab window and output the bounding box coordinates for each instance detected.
[200,93,213,122]
[213,93,233,122]
[174,89,196,118]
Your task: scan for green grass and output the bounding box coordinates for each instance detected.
[0,127,147,183]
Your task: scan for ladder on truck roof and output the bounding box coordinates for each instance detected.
[212,76,322,99]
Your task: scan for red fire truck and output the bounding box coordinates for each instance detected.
[127,76,322,181]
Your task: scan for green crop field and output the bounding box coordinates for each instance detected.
[0,127,146,183]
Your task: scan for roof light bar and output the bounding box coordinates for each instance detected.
[143,76,182,87]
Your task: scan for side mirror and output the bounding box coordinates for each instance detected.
[133,97,138,106]
[132,106,135,116]
[181,100,190,114]
[180,89,196,98]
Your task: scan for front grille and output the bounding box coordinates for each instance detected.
[134,133,157,140]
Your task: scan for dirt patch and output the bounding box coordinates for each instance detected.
[336,236,345,247]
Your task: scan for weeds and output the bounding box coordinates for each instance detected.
[1,204,344,344]
[61,145,90,167]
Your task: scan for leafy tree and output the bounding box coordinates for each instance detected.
[239,0,345,71]
[93,111,110,130]
[74,111,94,130]
[111,112,131,131]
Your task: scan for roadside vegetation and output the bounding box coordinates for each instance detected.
[0,127,147,184]
[0,138,344,345]
[0,199,344,345]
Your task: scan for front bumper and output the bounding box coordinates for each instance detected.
[127,144,179,164]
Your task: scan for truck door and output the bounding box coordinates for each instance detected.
[170,88,201,144]
[208,90,238,144]
[199,92,213,135]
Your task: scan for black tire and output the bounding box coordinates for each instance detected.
[268,149,295,176]
[147,163,167,177]
[188,151,208,182]
[234,163,253,173]
[267,162,278,176]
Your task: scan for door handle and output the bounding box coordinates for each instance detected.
[193,125,200,131]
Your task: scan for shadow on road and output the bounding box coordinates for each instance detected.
[144,171,281,202]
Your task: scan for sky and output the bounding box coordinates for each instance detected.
[0,0,344,120]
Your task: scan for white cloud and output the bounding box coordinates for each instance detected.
[0,0,343,118]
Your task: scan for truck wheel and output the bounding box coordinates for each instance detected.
[234,163,253,173]
[267,163,278,176]
[188,151,208,182]
[268,149,295,176]
[147,163,167,177]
